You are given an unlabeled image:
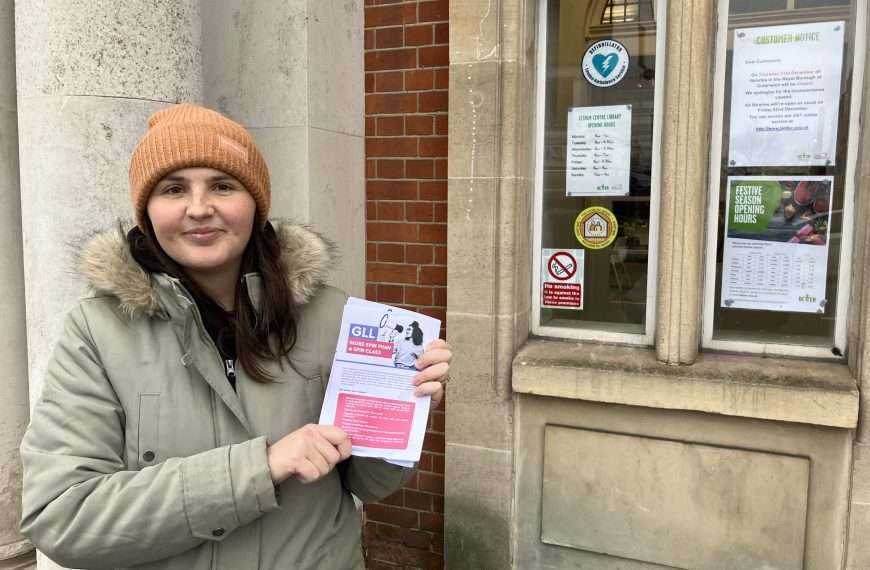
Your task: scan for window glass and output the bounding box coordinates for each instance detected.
[710,1,855,347]
[537,0,658,336]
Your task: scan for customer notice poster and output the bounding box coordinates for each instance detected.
[566,105,631,196]
[721,176,832,313]
[728,22,844,167]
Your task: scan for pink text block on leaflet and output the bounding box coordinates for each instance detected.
[335,393,415,449]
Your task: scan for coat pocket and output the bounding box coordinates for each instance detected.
[137,393,161,469]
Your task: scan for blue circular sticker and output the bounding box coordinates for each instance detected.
[581,40,630,88]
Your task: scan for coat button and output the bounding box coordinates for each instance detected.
[142,450,155,462]
[212,528,225,537]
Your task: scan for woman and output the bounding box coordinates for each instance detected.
[19,104,451,570]
[394,321,424,369]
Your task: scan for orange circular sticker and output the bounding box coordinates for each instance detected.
[574,207,618,249]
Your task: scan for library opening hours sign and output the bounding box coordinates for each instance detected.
[566,105,631,197]
[541,249,584,310]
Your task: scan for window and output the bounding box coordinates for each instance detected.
[702,0,865,356]
[532,0,665,344]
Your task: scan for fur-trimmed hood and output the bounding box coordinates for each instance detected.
[76,222,334,318]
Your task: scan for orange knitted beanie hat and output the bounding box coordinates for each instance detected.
[129,103,271,229]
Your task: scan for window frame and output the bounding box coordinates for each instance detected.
[700,0,867,358]
[531,0,667,345]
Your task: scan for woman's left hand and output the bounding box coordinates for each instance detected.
[413,339,451,408]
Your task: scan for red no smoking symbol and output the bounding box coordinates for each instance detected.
[548,252,576,281]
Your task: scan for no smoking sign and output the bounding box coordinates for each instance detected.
[541,248,584,310]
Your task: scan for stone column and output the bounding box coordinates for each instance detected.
[654,0,716,365]
[14,2,202,567]
[0,2,35,568]
[445,0,535,567]
[202,0,366,297]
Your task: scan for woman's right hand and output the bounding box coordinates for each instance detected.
[267,424,352,485]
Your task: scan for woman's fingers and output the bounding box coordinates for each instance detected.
[415,348,452,370]
[413,361,449,386]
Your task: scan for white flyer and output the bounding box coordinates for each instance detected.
[319,298,441,464]
[728,22,844,167]
[566,105,631,196]
[721,176,833,313]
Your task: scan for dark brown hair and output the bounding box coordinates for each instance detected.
[135,220,297,383]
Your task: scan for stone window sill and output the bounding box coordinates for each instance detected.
[512,338,858,429]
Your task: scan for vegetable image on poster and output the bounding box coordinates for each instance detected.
[566,105,631,197]
[541,249,585,310]
[721,176,833,313]
[728,22,845,167]
[574,207,618,249]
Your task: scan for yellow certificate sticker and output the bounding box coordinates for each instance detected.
[574,206,618,249]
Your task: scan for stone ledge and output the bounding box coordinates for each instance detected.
[513,339,859,429]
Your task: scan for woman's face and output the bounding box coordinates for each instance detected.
[146,167,256,280]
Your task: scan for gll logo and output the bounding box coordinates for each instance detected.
[582,40,629,88]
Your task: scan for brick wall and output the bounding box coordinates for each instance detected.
[363,0,448,568]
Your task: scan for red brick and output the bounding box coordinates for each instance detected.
[434,114,448,135]
[405,286,433,306]
[420,265,447,285]
[365,48,417,71]
[365,116,376,136]
[365,4,416,27]
[432,494,444,513]
[419,224,447,244]
[406,244,434,264]
[365,29,375,50]
[419,45,449,67]
[419,306,446,322]
[419,0,449,22]
[417,452,433,471]
[419,91,448,112]
[366,93,416,114]
[366,283,377,300]
[433,287,446,306]
[433,202,446,222]
[368,222,417,242]
[379,490,405,507]
[378,243,405,262]
[375,284,404,304]
[431,410,445,432]
[377,116,405,136]
[366,159,377,178]
[432,454,445,475]
[403,471,419,490]
[377,159,405,178]
[403,529,433,549]
[434,67,449,89]
[435,22,449,44]
[365,504,419,528]
[366,137,418,157]
[419,181,446,200]
[423,432,445,453]
[404,24,433,46]
[405,115,433,135]
[377,201,404,220]
[434,159,447,178]
[376,523,405,542]
[419,136,447,157]
[374,71,404,92]
[366,201,377,220]
[420,512,443,532]
[376,27,404,49]
[405,159,434,179]
[367,263,418,284]
[367,180,418,200]
[405,69,434,90]
[365,541,442,570]
[407,202,434,222]
[365,73,375,93]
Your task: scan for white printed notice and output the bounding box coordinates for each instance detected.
[728,22,844,167]
[721,176,832,313]
[319,298,440,465]
[566,105,631,196]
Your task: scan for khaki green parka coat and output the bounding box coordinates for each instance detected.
[19,223,413,570]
